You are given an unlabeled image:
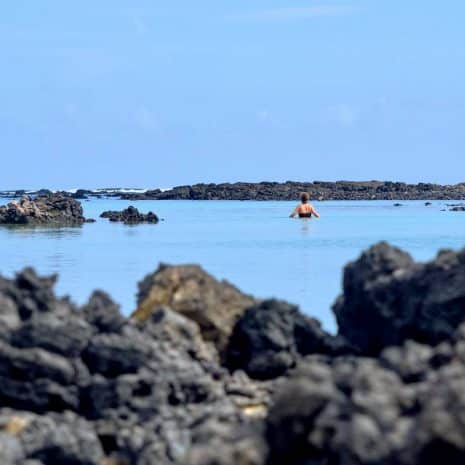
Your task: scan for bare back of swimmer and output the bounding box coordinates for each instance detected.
[289,192,320,218]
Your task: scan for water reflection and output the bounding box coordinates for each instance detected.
[0,225,83,239]
[300,218,312,236]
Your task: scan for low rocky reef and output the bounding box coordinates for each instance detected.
[100,206,159,224]
[4,181,465,202]
[120,181,465,201]
[3,243,465,464]
[0,194,89,225]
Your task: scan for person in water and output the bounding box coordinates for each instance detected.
[289,192,320,218]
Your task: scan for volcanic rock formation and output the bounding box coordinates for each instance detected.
[2,243,465,464]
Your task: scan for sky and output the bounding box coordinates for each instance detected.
[1,1,464,189]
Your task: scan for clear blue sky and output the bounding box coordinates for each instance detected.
[1,1,464,189]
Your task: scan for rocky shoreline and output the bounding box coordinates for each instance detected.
[2,242,465,464]
[3,181,465,201]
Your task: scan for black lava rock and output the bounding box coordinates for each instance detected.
[100,206,159,224]
[334,241,465,355]
[226,299,352,380]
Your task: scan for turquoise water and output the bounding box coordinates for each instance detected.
[1,199,465,331]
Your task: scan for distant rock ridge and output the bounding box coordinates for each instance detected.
[119,181,465,201]
[3,181,465,201]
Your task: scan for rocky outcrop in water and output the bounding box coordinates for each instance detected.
[4,243,465,464]
[120,181,465,201]
[0,194,86,225]
[100,206,159,224]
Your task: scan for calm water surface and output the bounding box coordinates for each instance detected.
[1,199,464,331]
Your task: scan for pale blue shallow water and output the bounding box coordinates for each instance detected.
[1,199,465,331]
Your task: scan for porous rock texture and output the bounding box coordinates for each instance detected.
[0,194,86,225]
[0,267,273,465]
[226,299,352,380]
[3,242,465,464]
[334,241,465,355]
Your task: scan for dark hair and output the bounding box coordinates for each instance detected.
[300,192,310,203]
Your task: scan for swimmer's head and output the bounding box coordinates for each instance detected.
[300,192,310,204]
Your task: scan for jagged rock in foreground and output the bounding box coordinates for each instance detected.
[334,241,465,355]
[133,264,256,354]
[4,242,465,464]
[100,206,159,224]
[0,268,272,465]
[266,332,465,465]
[226,299,352,380]
[0,194,86,225]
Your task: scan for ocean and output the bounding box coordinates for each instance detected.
[1,199,464,331]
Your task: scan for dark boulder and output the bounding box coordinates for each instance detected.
[226,299,352,380]
[0,410,104,465]
[334,242,465,355]
[265,325,465,465]
[100,206,159,224]
[82,291,125,333]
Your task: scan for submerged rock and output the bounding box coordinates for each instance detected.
[100,206,159,224]
[0,194,86,225]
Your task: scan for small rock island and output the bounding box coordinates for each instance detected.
[100,206,159,224]
[0,194,88,225]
